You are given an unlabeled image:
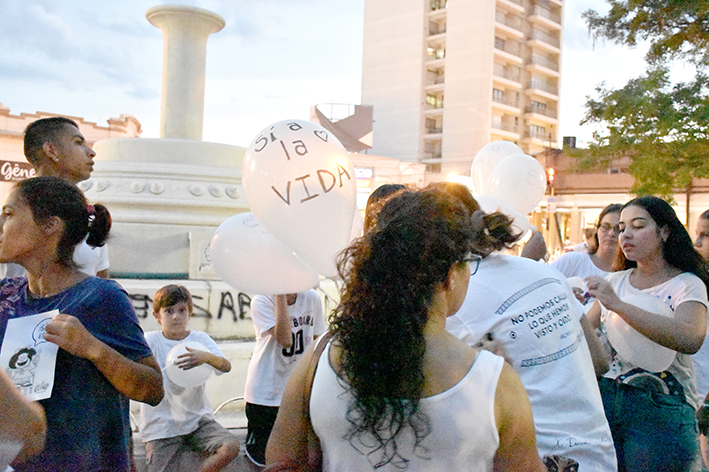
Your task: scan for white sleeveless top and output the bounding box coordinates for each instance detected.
[310,345,502,472]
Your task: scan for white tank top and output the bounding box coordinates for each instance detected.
[310,345,502,472]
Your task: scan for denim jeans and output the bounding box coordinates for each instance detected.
[599,377,700,472]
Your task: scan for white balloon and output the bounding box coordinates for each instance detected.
[164,342,214,388]
[470,141,524,194]
[566,277,587,293]
[243,120,357,277]
[210,213,320,295]
[473,194,531,237]
[486,154,547,215]
[604,292,677,372]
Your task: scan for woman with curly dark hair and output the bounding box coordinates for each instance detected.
[266,189,544,471]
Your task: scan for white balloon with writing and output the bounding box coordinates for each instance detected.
[164,341,214,388]
[470,141,523,194]
[243,120,357,277]
[604,292,677,372]
[210,212,319,295]
[486,153,546,215]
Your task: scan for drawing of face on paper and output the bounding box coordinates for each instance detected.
[7,347,40,394]
[0,310,59,401]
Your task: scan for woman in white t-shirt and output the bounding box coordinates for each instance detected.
[552,203,623,280]
[266,189,545,472]
[586,196,709,472]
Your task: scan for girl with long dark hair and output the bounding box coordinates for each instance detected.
[0,176,163,471]
[266,189,544,471]
[587,196,709,471]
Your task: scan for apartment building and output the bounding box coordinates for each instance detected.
[362,0,563,177]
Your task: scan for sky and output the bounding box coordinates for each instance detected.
[0,0,690,150]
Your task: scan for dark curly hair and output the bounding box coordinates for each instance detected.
[363,184,409,235]
[329,189,476,469]
[425,182,521,256]
[615,196,709,294]
[15,176,111,268]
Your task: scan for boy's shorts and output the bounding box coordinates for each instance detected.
[145,417,237,472]
[245,402,280,467]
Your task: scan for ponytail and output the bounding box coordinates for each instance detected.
[86,204,111,248]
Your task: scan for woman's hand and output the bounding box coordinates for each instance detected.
[585,276,622,312]
[43,314,101,360]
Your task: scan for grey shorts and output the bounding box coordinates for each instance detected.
[145,418,238,472]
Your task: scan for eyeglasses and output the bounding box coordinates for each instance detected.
[598,223,621,235]
[462,254,482,275]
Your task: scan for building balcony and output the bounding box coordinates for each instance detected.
[490,127,520,140]
[524,104,557,118]
[527,80,559,98]
[426,72,445,86]
[527,30,561,53]
[524,127,556,142]
[493,95,522,113]
[526,55,560,77]
[423,106,444,117]
[421,152,442,163]
[425,126,443,135]
[493,42,523,64]
[497,0,524,14]
[493,64,523,89]
[427,32,446,47]
[524,106,559,124]
[530,5,562,30]
[429,23,447,35]
[495,13,524,39]
[425,82,445,94]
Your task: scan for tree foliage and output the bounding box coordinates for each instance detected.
[573,1,709,200]
[583,0,709,66]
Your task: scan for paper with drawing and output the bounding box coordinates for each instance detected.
[0,310,59,401]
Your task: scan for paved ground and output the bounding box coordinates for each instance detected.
[132,409,262,472]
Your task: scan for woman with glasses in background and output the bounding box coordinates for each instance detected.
[437,182,618,471]
[267,188,545,472]
[552,204,623,278]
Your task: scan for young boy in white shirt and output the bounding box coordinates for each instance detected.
[139,285,240,472]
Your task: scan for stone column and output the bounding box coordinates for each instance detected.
[146,5,225,140]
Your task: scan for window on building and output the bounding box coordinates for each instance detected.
[426,94,444,108]
[529,124,547,139]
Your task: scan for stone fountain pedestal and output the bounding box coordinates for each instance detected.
[82,5,249,279]
[82,138,247,278]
